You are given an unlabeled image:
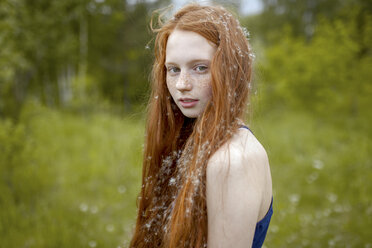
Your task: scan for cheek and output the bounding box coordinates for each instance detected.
[196,74,212,98]
[166,76,175,93]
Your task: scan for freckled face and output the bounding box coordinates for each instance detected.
[165,29,217,118]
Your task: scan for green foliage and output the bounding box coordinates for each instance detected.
[0,0,85,116]
[0,0,169,118]
[255,7,372,131]
[245,4,372,245]
[1,102,371,247]
[87,1,154,109]
[251,111,372,247]
[0,101,143,247]
[1,0,372,246]
[244,0,370,44]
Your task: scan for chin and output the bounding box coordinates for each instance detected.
[181,110,200,119]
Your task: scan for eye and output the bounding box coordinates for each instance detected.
[194,65,208,73]
[167,66,180,75]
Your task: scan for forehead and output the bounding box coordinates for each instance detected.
[165,29,216,64]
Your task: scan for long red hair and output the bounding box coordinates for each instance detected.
[130,3,253,248]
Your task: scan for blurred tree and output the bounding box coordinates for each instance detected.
[257,5,372,128]
[244,0,372,44]
[0,0,170,119]
[0,0,88,117]
[88,1,153,111]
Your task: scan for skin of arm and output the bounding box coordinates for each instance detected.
[206,128,272,248]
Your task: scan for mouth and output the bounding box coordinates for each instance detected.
[179,98,198,108]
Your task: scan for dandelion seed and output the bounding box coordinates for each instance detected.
[169,177,176,186]
[306,172,318,184]
[186,208,191,216]
[242,27,250,38]
[328,239,336,247]
[145,45,150,50]
[79,203,88,212]
[106,224,115,233]
[327,193,337,203]
[117,185,126,194]
[270,224,279,233]
[90,205,99,214]
[289,194,300,204]
[89,240,97,248]
[313,159,324,170]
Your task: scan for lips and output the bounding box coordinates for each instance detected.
[179,98,198,108]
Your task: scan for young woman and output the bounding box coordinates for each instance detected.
[130,3,273,248]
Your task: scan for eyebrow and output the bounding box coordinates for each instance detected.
[165,59,211,67]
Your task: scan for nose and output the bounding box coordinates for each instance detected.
[176,71,192,91]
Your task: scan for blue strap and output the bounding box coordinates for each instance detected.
[240,125,254,134]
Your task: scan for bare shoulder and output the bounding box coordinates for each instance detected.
[207,127,270,179]
[206,127,272,248]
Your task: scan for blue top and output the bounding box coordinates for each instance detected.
[252,199,273,248]
[240,126,273,248]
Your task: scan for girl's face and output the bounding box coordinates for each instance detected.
[165,29,216,118]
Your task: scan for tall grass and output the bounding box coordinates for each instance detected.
[1,102,371,247]
[0,102,143,247]
[252,111,372,247]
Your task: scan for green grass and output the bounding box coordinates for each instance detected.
[252,111,372,247]
[0,102,371,247]
[0,102,144,247]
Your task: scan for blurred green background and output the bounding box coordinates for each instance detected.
[0,0,371,247]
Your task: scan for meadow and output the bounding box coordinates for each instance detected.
[1,101,371,247]
[1,0,371,247]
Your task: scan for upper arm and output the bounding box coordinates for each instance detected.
[206,130,270,248]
